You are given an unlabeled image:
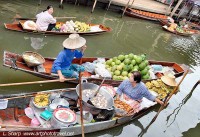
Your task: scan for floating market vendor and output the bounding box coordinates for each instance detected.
[51,34,87,82]
[179,18,188,29]
[116,71,164,108]
[36,5,56,31]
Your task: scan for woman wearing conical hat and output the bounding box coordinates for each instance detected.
[51,34,87,82]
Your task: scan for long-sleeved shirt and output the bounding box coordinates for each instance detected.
[51,49,83,73]
[36,11,56,31]
[117,80,156,101]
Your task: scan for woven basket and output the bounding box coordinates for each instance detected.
[22,51,45,67]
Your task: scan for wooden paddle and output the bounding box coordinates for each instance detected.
[4,88,76,100]
[0,78,76,87]
[15,16,76,20]
[79,72,85,137]
[0,124,42,129]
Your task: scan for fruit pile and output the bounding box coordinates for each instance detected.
[145,79,173,99]
[105,53,150,80]
[34,93,49,107]
[59,20,91,33]
[74,21,90,32]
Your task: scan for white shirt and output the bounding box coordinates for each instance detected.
[36,11,56,31]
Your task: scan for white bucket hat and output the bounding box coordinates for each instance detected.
[23,20,37,30]
[161,74,177,87]
[63,34,86,49]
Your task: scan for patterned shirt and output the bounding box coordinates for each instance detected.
[36,11,56,31]
[51,49,83,73]
[117,79,156,101]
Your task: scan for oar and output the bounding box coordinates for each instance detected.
[4,88,76,100]
[15,16,76,20]
[79,72,85,137]
[0,78,76,87]
[0,124,43,129]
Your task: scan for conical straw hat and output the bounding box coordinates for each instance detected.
[161,74,177,87]
[63,34,86,49]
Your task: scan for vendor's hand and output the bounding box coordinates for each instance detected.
[81,45,87,52]
[59,75,66,82]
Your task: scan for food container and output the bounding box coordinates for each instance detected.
[76,82,114,110]
[40,110,52,121]
[51,98,69,108]
[24,107,34,119]
[31,117,40,127]
[50,108,76,128]
[49,92,60,101]
[76,111,93,124]
[0,99,8,110]
[22,51,45,67]
[46,103,57,112]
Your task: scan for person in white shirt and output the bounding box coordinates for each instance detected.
[36,5,56,31]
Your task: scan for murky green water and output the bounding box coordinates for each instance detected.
[0,0,200,137]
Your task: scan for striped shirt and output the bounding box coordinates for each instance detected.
[117,79,156,101]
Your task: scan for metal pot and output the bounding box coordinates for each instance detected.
[76,82,114,111]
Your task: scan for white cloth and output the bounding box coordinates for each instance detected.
[36,11,56,31]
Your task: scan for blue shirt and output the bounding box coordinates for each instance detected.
[51,49,83,73]
[117,80,156,101]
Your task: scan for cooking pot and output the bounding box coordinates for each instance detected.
[76,82,114,110]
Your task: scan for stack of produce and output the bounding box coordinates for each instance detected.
[105,53,150,80]
[60,20,91,33]
[145,79,173,99]
[74,21,90,32]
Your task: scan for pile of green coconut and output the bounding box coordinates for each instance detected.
[105,53,150,80]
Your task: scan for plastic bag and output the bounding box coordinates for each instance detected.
[82,62,96,74]
[95,67,112,78]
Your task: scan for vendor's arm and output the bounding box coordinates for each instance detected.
[141,83,164,105]
[52,52,66,82]
[155,98,164,105]
[81,45,87,54]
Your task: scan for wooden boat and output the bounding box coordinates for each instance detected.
[4,20,111,36]
[125,8,168,21]
[0,88,158,136]
[162,26,193,37]
[159,19,200,35]
[3,51,184,86]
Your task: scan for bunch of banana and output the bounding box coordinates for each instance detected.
[34,93,49,107]
[74,21,90,32]
[146,79,173,99]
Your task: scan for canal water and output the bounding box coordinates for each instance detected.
[0,0,200,137]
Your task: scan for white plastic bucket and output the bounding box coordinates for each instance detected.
[0,99,8,109]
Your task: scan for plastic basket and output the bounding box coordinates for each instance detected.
[22,51,45,67]
[0,99,8,109]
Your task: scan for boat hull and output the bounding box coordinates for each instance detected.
[4,21,111,36]
[125,8,168,21]
[0,88,156,136]
[3,51,185,86]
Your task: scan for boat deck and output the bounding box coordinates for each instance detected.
[0,108,31,130]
